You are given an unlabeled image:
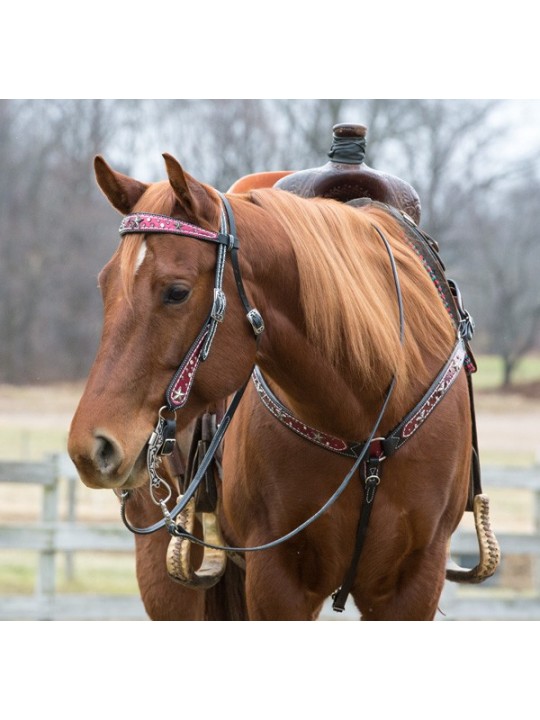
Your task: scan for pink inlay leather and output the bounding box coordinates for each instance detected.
[253,339,466,460]
[252,372,350,454]
[119,213,218,241]
[167,330,209,410]
[402,342,465,438]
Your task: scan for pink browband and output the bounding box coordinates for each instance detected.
[118,213,224,413]
[119,213,221,243]
[117,208,245,412]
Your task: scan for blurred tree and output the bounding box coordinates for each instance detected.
[0,100,123,382]
[459,173,540,387]
[0,99,539,385]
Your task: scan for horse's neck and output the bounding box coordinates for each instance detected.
[249,279,395,441]
[257,344,376,442]
[256,321,444,443]
[241,206,440,442]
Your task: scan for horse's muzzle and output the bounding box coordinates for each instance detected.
[68,428,147,490]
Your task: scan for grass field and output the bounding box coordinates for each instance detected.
[0,550,139,596]
[474,353,540,390]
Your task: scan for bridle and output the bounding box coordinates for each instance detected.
[117,193,264,534]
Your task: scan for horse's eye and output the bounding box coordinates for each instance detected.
[163,285,191,305]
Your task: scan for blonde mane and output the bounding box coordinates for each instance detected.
[250,189,456,400]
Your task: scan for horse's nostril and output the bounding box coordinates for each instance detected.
[93,433,123,475]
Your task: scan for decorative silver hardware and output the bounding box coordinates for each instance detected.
[211,288,227,323]
[147,407,176,508]
[246,308,265,335]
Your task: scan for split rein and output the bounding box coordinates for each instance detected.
[117,195,406,555]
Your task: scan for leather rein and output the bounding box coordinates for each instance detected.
[116,195,473,609]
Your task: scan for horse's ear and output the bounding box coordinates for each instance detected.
[162,153,201,218]
[94,156,148,214]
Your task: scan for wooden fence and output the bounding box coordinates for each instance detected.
[0,455,146,620]
[441,464,540,621]
[0,455,539,620]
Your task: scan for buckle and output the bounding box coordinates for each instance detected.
[157,409,177,456]
[448,279,475,341]
[161,437,176,456]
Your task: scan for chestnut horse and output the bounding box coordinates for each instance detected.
[69,154,478,620]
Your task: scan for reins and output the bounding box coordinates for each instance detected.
[149,377,397,552]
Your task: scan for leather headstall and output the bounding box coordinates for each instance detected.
[118,195,265,536]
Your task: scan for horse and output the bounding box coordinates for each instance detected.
[68,153,497,620]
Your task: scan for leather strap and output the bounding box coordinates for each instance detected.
[332,452,383,612]
[166,323,211,410]
[381,338,466,456]
[218,193,265,336]
[252,337,466,461]
[183,412,220,513]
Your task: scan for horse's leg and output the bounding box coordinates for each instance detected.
[129,490,206,621]
[352,535,449,621]
[134,536,205,620]
[244,551,321,620]
[352,464,469,620]
[222,405,322,621]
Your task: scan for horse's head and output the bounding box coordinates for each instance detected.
[68,155,258,490]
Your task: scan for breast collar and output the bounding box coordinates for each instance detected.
[253,337,466,461]
[251,206,475,461]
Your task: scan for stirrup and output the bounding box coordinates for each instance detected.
[166,497,227,589]
[445,494,501,584]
